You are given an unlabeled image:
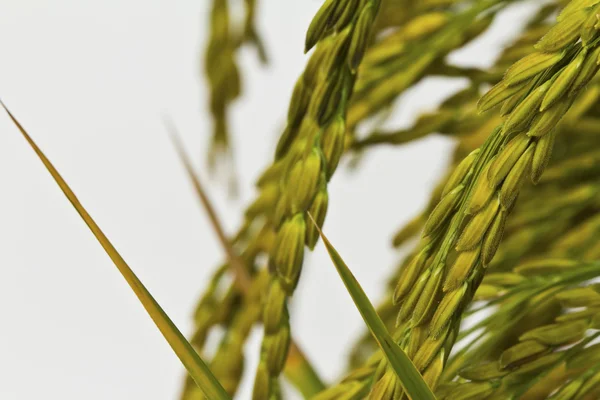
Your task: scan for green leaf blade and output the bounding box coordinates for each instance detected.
[309,213,437,400]
[2,101,231,400]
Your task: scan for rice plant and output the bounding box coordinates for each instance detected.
[5,0,600,399]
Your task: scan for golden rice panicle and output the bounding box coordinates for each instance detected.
[203,0,267,184]
[390,50,600,400]
[208,272,268,395]
[189,43,328,396]
[253,1,383,397]
[241,0,268,62]
[204,0,240,168]
[445,261,600,400]
[183,3,582,400]
[367,3,600,398]
[348,1,496,128]
[275,41,333,160]
[235,2,600,399]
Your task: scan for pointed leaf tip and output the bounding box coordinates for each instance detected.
[308,214,437,400]
[2,102,231,400]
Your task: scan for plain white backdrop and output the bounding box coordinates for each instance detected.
[0,1,539,399]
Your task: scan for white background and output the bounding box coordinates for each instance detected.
[0,1,538,399]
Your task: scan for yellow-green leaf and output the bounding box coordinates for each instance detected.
[1,101,231,400]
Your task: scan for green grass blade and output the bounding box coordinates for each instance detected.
[308,213,437,400]
[285,343,326,398]
[164,118,251,292]
[1,101,231,400]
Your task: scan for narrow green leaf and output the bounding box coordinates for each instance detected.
[308,213,437,400]
[286,343,327,398]
[1,101,231,400]
[165,118,251,292]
